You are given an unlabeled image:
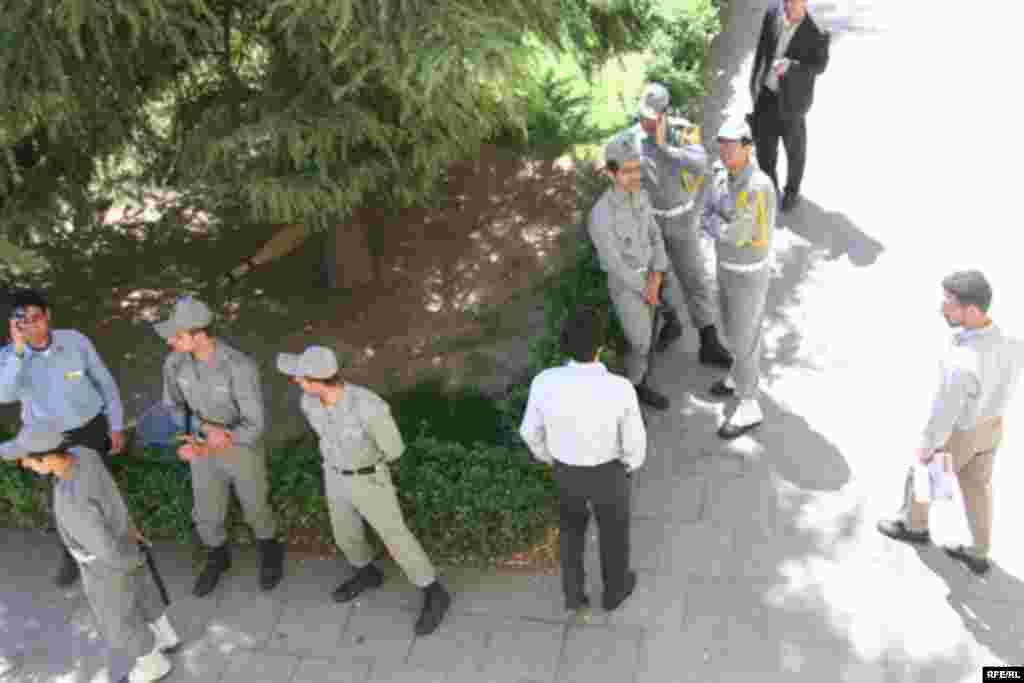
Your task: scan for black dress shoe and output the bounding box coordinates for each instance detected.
[603,571,637,612]
[414,581,451,636]
[193,544,231,598]
[55,546,81,587]
[257,538,285,591]
[708,379,735,397]
[332,563,384,603]
[943,544,991,575]
[634,383,669,411]
[876,519,930,545]
[654,311,683,352]
[780,191,801,213]
[698,325,733,369]
[717,420,762,440]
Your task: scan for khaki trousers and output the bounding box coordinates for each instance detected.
[903,417,1004,558]
[190,443,278,548]
[81,560,162,661]
[324,464,436,588]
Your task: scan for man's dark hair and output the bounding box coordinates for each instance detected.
[560,306,607,362]
[605,160,621,174]
[942,270,992,313]
[10,288,48,314]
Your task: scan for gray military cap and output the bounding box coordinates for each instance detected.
[154,296,214,340]
[277,346,339,380]
[604,131,642,167]
[717,117,753,143]
[637,83,670,119]
[0,422,65,461]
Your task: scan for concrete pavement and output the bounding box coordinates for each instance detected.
[3,1,1024,681]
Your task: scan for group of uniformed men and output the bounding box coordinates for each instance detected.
[0,293,450,682]
[1,68,1021,683]
[590,82,775,440]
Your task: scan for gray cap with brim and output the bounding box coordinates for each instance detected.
[276,346,339,380]
[0,422,65,462]
[637,82,670,119]
[717,117,753,142]
[604,131,642,167]
[153,297,214,340]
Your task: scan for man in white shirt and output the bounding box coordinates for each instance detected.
[878,271,1023,575]
[519,307,646,613]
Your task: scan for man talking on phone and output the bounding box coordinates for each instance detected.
[0,288,126,587]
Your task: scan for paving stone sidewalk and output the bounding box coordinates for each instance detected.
[3,1,1024,682]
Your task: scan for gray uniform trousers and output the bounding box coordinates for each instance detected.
[325,464,436,587]
[190,443,278,548]
[717,264,771,399]
[608,281,656,385]
[80,560,160,661]
[658,210,717,330]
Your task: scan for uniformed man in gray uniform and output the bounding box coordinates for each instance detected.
[0,288,127,587]
[277,346,451,635]
[1,423,180,683]
[701,118,777,439]
[632,83,733,368]
[154,297,284,597]
[588,132,671,410]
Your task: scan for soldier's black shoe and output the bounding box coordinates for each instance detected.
[654,310,684,352]
[943,544,991,575]
[257,538,285,591]
[414,581,451,636]
[332,563,384,603]
[603,571,637,612]
[634,383,669,411]
[698,325,733,369]
[708,379,735,398]
[55,546,81,587]
[780,191,801,213]
[876,519,930,546]
[193,544,231,598]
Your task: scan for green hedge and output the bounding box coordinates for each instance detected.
[0,0,721,566]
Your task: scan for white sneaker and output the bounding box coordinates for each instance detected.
[731,398,763,427]
[722,376,736,391]
[127,648,172,683]
[149,615,181,653]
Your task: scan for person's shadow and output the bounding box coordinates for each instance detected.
[916,544,1024,664]
[779,196,884,267]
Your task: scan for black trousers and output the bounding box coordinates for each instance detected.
[752,88,807,196]
[49,412,113,533]
[552,459,631,609]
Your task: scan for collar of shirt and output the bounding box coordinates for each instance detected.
[780,11,804,32]
[954,322,999,346]
[728,162,755,188]
[566,360,608,372]
[608,187,642,208]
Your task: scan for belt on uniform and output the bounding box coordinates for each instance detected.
[719,257,769,273]
[651,200,694,218]
[332,462,383,476]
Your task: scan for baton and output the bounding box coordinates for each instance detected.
[139,542,171,607]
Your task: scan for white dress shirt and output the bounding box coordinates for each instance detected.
[519,361,646,471]
[921,323,1024,451]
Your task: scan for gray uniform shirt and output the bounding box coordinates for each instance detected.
[702,161,777,267]
[55,447,141,572]
[162,339,265,446]
[0,329,124,432]
[921,324,1024,451]
[588,187,669,294]
[301,383,405,471]
[633,124,709,212]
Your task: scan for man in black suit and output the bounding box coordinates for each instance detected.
[749,0,830,212]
